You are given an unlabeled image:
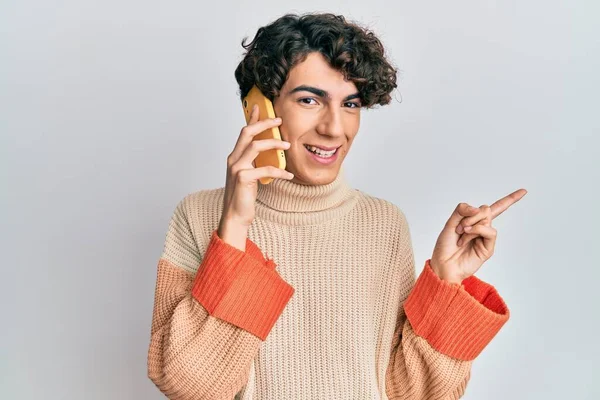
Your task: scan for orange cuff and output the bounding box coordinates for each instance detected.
[244,234,267,263]
[404,259,510,361]
[226,231,278,270]
[192,230,295,340]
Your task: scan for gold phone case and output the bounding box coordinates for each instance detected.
[242,85,287,185]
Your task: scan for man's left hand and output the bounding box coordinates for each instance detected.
[430,189,528,284]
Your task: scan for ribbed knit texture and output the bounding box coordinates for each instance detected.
[147,169,510,399]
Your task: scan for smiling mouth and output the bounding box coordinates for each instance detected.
[303,144,340,158]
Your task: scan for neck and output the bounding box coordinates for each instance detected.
[254,168,359,226]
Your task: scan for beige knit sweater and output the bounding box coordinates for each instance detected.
[147,170,509,399]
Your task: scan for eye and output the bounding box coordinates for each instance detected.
[299,97,318,105]
[344,102,361,108]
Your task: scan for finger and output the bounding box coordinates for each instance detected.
[245,117,283,137]
[229,115,283,164]
[230,104,258,164]
[457,227,486,248]
[236,138,291,168]
[458,209,492,242]
[233,104,260,149]
[456,205,492,234]
[457,224,496,249]
[490,188,528,220]
[457,224,497,254]
[445,203,480,231]
[237,165,294,183]
[249,103,259,124]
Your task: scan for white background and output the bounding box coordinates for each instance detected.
[1,0,598,398]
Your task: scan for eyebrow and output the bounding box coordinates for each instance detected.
[288,85,361,102]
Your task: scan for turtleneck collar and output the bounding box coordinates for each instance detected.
[254,168,359,226]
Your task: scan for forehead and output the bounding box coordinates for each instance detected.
[284,52,358,95]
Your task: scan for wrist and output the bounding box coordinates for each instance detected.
[217,218,249,252]
[441,276,463,285]
[429,259,463,285]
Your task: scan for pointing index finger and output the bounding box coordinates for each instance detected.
[491,188,528,219]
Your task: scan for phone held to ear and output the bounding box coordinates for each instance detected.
[242,85,287,185]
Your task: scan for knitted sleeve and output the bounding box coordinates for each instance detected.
[147,197,294,399]
[385,214,510,399]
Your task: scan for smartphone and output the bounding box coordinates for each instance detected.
[242,85,287,185]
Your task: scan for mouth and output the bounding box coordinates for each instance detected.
[303,144,341,165]
[303,144,341,158]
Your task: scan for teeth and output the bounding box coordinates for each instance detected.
[305,145,337,158]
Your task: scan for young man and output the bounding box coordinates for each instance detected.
[147,13,527,399]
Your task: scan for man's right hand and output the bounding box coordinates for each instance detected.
[218,104,294,251]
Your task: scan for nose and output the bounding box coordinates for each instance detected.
[316,105,345,138]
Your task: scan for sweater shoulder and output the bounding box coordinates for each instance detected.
[178,186,225,212]
[173,187,226,255]
[354,189,413,249]
[353,189,410,227]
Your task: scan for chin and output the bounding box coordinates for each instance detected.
[290,167,340,186]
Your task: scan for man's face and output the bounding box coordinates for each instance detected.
[272,52,361,186]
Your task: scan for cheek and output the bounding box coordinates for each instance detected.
[280,116,311,143]
[344,115,360,137]
[340,134,357,158]
[345,128,359,145]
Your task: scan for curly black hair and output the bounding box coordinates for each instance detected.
[234,13,398,108]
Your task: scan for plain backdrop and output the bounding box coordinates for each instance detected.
[1,0,599,399]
